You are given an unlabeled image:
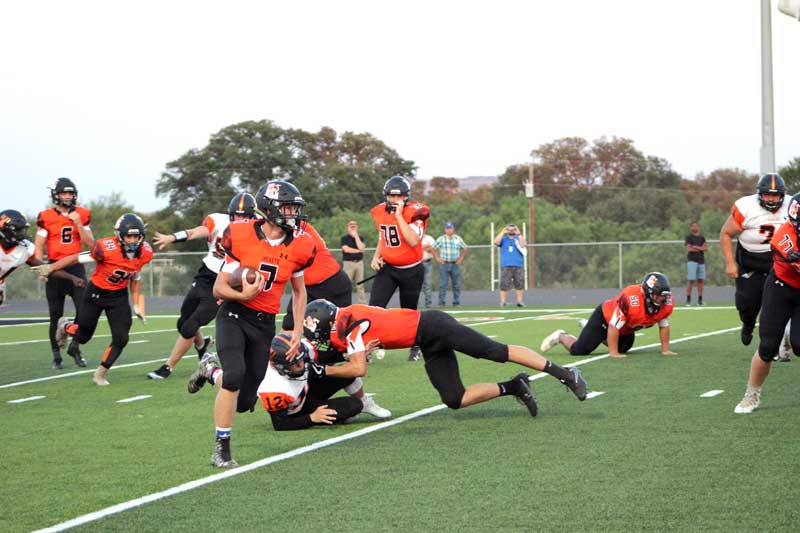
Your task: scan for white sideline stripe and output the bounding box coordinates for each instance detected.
[0,358,174,389]
[33,405,447,533]
[34,324,739,532]
[7,395,46,404]
[116,395,152,403]
[128,340,149,344]
[585,391,605,399]
[0,328,177,346]
[701,390,724,398]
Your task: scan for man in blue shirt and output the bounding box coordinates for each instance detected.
[494,224,526,307]
[433,222,468,306]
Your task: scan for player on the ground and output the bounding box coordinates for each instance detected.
[34,214,153,385]
[1,210,85,311]
[369,176,430,361]
[540,272,676,358]
[734,193,800,413]
[35,178,93,369]
[186,180,316,469]
[720,173,791,358]
[301,299,588,417]
[146,192,257,380]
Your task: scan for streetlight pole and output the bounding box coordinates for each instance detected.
[525,164,535,289]
[760,0,776,174]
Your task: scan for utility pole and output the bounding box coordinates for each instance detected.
[525,164,535,288]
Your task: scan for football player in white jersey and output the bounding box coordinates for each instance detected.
[0,210,85,313]
[254,333,391,430]
[146,193,257,379]
[720,174,792,358]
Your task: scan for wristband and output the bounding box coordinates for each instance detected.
[173,230,188,243]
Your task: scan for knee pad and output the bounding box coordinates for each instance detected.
[177,318,198,340]
[221,368,245,394]
[758,350,775,363]
[439,383,465,410]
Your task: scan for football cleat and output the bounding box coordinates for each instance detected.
[52,359,63,370]
[734,390,760,414]
[578,318,588,329]
[361,395,392,419]
[211,439,239,468]
[196,336,213,359]
[741,325,754,346]
[188,352,218,394]
[93,367,110,386]
[407,346,421,362]
[67,340,86,367]
[565,367,588,401]
[148,364,172,380]
[55,317,72,349]
[512,373,537,417]
[540,329,565,353]
[776,334,792,362]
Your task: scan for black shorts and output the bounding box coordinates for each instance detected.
[74,283,132,367]
[757,272,800,361]
[368,263,424,310]
[215,301,275,413]
[735,271,769,328]
[282,269,352,331]
[176,265,220,338]
[569,304,635,356]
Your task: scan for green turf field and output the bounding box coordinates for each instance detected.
[3,305,800,532]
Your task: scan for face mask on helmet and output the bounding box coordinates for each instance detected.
[50,178,78,208]
[303,299,338,349]
[756,173,786,213]
[0,210,30,249]
[114,214,146,258]
[270,333,310,379]
[641,272,671,314]
[383,176,411,213]
[256,181,306,235]
[228,192,257,221]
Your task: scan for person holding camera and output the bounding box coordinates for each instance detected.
[494,223,527,307]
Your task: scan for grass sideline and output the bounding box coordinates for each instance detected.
[3,305,800,531]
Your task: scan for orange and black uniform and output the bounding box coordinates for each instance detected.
[758,220,800,360]
[216,220,315,413]
[69,237,153,369]
[569,285,674,356]
[329,305,508,409]
[281,222,352,331]
[36,206,91,353]
[368,201,429,309]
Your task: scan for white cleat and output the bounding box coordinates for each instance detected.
[93,367,110,386]
[578,318,588,329]
[540,329,565,353]
[734,391,760,414]
[56,317,71,349]
[361,394,392,419]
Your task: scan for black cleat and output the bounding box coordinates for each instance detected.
[512,373,538,417]
[148,364,172,380]
[565,367,588,401]
[196,336,213,359]
[67,340,86,367]
[407,346,421,362]
[741,325,754,346]
[188,352,217,394]
[52,359,63,370]
[211,438,239,468]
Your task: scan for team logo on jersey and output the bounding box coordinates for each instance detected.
[303,315,319,333]
[629,295,640,306]
[265,183,281,199]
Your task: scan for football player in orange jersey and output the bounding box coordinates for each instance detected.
[368,176,430,361]
[735,193,800,414]
[35,178,94,369]
[302,299,588,417]
[33,214,153,385]
[540,272,676,358]
[145,192,257,380]
[186,180,316,468]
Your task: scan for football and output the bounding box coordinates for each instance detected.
[228,266,258,291]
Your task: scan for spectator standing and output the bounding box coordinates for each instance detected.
[494,223,526,307]
[340,220,367,304]
[434,222,467,307]
[685,222,708,306]
[421,233,436,308]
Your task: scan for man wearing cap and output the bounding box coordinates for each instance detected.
[433,222,468,307]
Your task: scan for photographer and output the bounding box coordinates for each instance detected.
[494,223,527,307]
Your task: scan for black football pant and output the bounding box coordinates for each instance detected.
[46,263,86,353]
[72,283,131,369]
[735,270,769,330]
[369,263,424,310]
[176,265,219,339]
[757,272,800,361]
[569,304,635,356]
[215,301,275,413]
[282,269,352,331]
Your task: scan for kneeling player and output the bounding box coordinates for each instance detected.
[540,272,676,358]
[302,299,588,416]
[34,214,153,385]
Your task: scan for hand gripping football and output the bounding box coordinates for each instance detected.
[229,266,258,291]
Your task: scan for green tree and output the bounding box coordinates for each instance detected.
[779,157,800,194]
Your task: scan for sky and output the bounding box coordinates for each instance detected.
[3,1,800,219]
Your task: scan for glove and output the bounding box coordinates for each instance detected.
[31,264,52,280]
[308,362,326,379]
[133,304,146,324]
[787,250,800,263]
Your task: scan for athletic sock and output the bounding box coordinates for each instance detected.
[215,427,232,440]
[686,295,691,305]
[498,378,523,397]
[543,360,572,383]
[698,296,703,305]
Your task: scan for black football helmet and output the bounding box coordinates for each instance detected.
[756,173,786,213]
[787,193,800,233]
[50,177,78,208]
[383,176,411,213]
[114,213,146,257]
[303,299,338,347]
[0,210,31,249]
[641,272,671,315]
[255,180,306,236]
[228,192,257,221]
[270,333,311,379]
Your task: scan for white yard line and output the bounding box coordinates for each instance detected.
[0,328,176,347]
[585,391,605,399]
[116,395,152,403]
[700,390,725,398]
[7,395,46,404]
[34,324,738,532]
